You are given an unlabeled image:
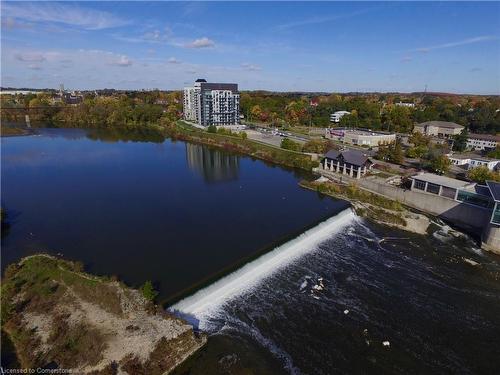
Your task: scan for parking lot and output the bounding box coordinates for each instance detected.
[245,128,307,148]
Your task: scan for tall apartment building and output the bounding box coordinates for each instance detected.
[183,79,240,126]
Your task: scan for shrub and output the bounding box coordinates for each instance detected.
[207,125,217,133]
[141,281,158,302]
[467,166,500,184]
[280,138,302,152]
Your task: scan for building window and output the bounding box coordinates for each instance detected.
[457,190,492,208]
[491,203,500,225]
[441,186,456,199]
[426,183,440,194]
[414,179,426,190]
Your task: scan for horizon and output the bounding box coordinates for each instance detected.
[1,1,500,95]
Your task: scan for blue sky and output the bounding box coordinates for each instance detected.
[1,1,499,94]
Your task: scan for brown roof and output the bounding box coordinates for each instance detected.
[416,121,464,129]
[468,133,500,142]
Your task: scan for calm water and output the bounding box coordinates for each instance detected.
[1,128,347,302]
[3,129,500,374]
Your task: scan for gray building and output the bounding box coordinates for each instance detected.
[413,121,464,138]
[325,128,396,147]
[183,79,240,127]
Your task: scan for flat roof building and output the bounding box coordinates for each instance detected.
[325,128,396,147]
[413,121,464,139]
[330,111,350,123]
[410,172,492,207]
[448,153,500,171]
[467,133,500,151]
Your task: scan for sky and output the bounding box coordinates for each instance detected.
[1,1,499,94]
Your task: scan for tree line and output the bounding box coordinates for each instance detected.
[241,92,500,134]
[2,90,499,135]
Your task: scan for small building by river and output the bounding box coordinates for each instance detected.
[323,149,373,179]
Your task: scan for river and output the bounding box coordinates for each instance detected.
[2,128,500,374]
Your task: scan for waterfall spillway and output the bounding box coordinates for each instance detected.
[170,208,355,323]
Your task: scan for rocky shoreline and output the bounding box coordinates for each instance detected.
[300,179,431,235]
[1,254,206,375]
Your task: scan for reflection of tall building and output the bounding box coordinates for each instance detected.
[186,143,239,183]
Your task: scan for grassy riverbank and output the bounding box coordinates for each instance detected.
[1,254,206,374]
[166,120,318,171]
[300,180,431,233]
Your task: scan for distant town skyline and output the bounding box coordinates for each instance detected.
[1,1,499,94]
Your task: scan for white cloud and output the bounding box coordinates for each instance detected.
[241,63,262,71]
[2,2,129,30]
[275,8,374,31]
[413,36,499,53]
[15,52,46,62]
[28,64,42,70]
[168,57,181,64]
[400,56,412,63]
[185,37,215,49]
[143,27,172,43]
[112,55,133,67]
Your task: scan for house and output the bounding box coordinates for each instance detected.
[322,149,373,179]
[62,92,83,105]
[413,121,463,138]
[448,154,500,171]
[466,133,500,151]
[330,111,350,123]
[395,101,415,108]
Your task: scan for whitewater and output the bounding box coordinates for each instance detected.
[170,208,355,325]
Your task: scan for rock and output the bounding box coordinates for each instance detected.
[463,257,479,266]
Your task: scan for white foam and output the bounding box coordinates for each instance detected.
[170,208,355,321]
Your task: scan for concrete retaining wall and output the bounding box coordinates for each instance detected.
[356,177,491,232]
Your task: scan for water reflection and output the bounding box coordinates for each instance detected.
[86,128,165,143]
[186,143,240,183]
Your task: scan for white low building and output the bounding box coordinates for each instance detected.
[325,128,396,147]
[467,134,500,151]
[330,111,351,123]
[395,101,415,108]
[448,154,500,171]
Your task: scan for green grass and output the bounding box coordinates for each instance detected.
[2,255,122,326]
[301,180,404,211]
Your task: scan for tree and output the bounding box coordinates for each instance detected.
[487,146,500,159]
[406,145,428,159]
[302,139,328,153]
[408,132,431,147]
[280,138,302,152]
[376,141,403,164]
[387,106,413,133]
[429,155,451,174]
[207,125,217,133]
[467,166,500,184]
[250,105,262,122]
[453,128,469,152]
[141,281,158,302]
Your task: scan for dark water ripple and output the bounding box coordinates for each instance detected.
[188,220,500,375]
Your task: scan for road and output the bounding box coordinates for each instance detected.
[245,129,307,148]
